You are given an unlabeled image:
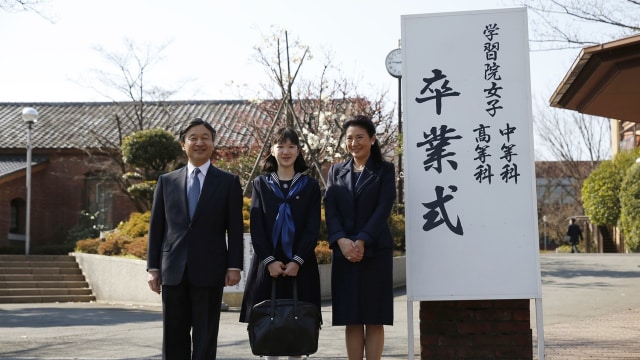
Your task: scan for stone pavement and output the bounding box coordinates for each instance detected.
[1,253,640,359]
[531,254,640,359]
[535,308,640,359]
[0,289,420,359]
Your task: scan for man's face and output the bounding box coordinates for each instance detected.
[181,124,214,166]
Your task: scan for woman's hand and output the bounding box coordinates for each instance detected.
[354,239,365,255]
[338,237,363,262]
[283,261,300,277]
[267,261,286,277]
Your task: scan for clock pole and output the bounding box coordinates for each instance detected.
[385,47,403,204]
[396,74,403,204]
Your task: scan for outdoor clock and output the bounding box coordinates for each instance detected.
[385,48,402,78]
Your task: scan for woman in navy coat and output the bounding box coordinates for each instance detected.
[239,127,321,359]
[324,115,396,360]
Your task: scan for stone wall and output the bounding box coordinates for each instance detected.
[73,253,406,307]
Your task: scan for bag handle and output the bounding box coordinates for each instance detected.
[270,277,300,318]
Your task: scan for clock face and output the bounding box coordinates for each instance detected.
[385,48,402,78]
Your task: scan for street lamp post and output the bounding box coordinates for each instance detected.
[22,107,38,256]
[542,215,548,251]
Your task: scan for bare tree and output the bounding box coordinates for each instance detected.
[242,27,398,194]
[90,39,179,106]
[0,0,43,12]
[81,40,185,212]
[518,0,635,249]
[535,105,610,163]
[534,101,610,248]
[521,0,640,50]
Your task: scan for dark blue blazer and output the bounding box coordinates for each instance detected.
[324,158,396,259]
[238,173,322,323]
[147,165,244,287]
[249,174,321,265]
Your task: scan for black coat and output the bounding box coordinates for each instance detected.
[324,158,396,325]
[147,165,244,287]
[567,223,582,245]
[239,173,321,323]
[146,164,245,358]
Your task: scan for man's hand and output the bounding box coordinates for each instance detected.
[147,270,161,294]
[225,269,241,286]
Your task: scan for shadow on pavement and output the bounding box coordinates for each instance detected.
[0,305,160,328]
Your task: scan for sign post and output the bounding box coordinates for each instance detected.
[401,8,543,358]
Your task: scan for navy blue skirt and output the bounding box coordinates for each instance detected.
[330,247,393,325]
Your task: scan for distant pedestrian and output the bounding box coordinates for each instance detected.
[567,218,583,253]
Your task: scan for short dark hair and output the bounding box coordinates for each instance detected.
[179,118,216,143]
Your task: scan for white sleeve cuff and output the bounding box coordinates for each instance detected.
[262,256,276,265]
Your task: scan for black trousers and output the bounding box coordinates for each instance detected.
[162,271,224,360]
[571,243,580,253]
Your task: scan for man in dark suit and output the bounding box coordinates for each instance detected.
[147,118,244,359]
[567,218,583,253]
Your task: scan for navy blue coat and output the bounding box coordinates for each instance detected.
[324,158,396,325]
[239,173,321,323]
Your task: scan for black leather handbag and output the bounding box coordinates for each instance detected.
[247,277,322,356]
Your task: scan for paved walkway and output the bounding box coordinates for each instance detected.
[1,253,640,359]
[531,253,640,359]
[536,308,640,359]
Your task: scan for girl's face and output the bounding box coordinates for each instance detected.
[345,125,375,161]
[272,138,299,169]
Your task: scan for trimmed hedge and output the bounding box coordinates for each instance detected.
[75,199,406,264]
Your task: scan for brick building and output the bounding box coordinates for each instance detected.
[550,33,640,253]
[0,100,267,250]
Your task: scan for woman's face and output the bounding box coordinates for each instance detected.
[345,125,375,161]
[272,138,299,169]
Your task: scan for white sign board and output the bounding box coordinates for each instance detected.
[402,8,542,300]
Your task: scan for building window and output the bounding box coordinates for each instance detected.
[85,174,117,229]
[10,198,25,234]
[620,122,639,151]
[9,198,27,241]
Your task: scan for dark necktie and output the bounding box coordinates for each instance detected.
[188,168,201,219]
